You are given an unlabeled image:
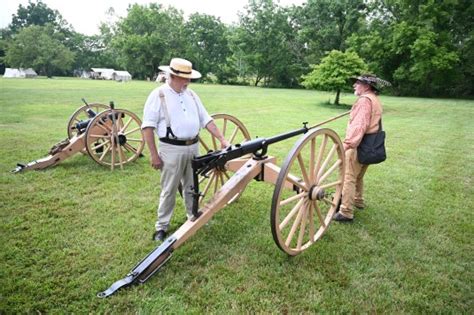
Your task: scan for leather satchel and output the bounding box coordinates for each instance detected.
[357,119,386,164]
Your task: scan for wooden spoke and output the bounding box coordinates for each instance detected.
[297,153,310,185]
[116,142,124,169]
[297,203,309,250]
[92,139,111,151]
[313,135,328,182]
[222,118,228,137]
[200,173,216,201]
[89,134,107,139]
[316,143,337,182]
[285,200,306,247]
[228,127,239,144]
[199,138,210,153]
[322,198,336,207]
[279,197,306,230]
[285,174,307,192]
[279,191,306,207]
[67,103,109,140]
[123,126,141,136]
[120,117,133,133]
[271,128,345,255]
[85,108,145,169]
[317,159,342,185]
[197,114,251,207]
[314,201,326,228]
[99,145,111,161]
[110,138,116,171]
[126,138,143,142]
[211,134,218,150]
[309,138,316,182]
[318,180,343,190]
[123,143,138,154]
[308,201,315,243]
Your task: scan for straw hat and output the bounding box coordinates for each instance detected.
[158,58,201,79]
[350,74,391,91]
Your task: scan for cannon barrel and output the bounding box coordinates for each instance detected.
[191,124,308,217]
[192,125,308,175]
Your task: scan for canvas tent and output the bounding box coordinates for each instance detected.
[155,71,166,83]
[3,68,37,78]
[91,68,115,80]
[113,71,132,82]
[91,68,132,81]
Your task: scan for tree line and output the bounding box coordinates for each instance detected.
[1,0,472,98]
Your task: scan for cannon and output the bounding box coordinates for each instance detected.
[12,100,145,172]
[98,111,350,297]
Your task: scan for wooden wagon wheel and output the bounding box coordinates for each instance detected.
[84,108,145,170]
[271,128,345,256]
[67,103,110,139]
[197,113,251,205]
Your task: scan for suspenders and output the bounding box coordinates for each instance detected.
[158,90,177,139]
[158,89,200,142]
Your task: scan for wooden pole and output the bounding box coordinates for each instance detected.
[308,111,350,130]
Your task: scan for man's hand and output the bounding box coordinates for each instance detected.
[220,138,231,149]
[150,153,163,170]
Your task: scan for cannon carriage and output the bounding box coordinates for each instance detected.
[13,101,145,172]
[98,111,350,297]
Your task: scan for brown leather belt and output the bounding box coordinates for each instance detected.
[159,137,198,146]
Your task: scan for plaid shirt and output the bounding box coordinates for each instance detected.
[344,93,382,149]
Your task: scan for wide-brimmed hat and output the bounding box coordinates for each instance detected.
[158,58,201,79]
[350,74,391,91]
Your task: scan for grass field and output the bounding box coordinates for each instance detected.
[1,77,472,313]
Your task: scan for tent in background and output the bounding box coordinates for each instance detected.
[3,68,20,78]
[3,68,37,78]
[22,68,37,78]
[113,71,132,82]
[91,68,115,80]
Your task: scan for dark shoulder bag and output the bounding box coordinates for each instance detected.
[357,119,386,164]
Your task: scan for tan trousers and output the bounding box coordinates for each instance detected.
[156,142,199,232]
[340,148,369,219]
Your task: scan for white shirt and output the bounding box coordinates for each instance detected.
[141,83,212,139]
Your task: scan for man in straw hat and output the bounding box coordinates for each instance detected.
[142,58,230,241]
[333,74,390,222]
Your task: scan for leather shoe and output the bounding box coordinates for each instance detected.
[152,230,166,241]
[332,212,353,223]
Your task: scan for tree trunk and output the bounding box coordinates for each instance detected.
[334,89,341,105]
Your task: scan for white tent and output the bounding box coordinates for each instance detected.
[155,71,166,83]
[3,68,20,78]
[21,68,37,78]
[91,68,115,80]
[3,68,37,78]
[113,70,132,82]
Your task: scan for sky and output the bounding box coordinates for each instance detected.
[0,0,306,35]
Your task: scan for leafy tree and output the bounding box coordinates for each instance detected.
[9,0,72,34]
[112,3,186,79]
[4,25,75,77]
[302,50,367,105]
[183,13,232,83]
[296,0,367,64]
[349,0,472,97]
[236,0,303,87]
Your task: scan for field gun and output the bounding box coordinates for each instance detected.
[12,100,145,173]
[98,111,349,298]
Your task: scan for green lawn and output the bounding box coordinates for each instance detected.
[0,77,472,313]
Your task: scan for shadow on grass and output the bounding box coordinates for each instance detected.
[317,100,352,110]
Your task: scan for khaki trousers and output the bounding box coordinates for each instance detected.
[340,148,368,219]
[156,142,199,232]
